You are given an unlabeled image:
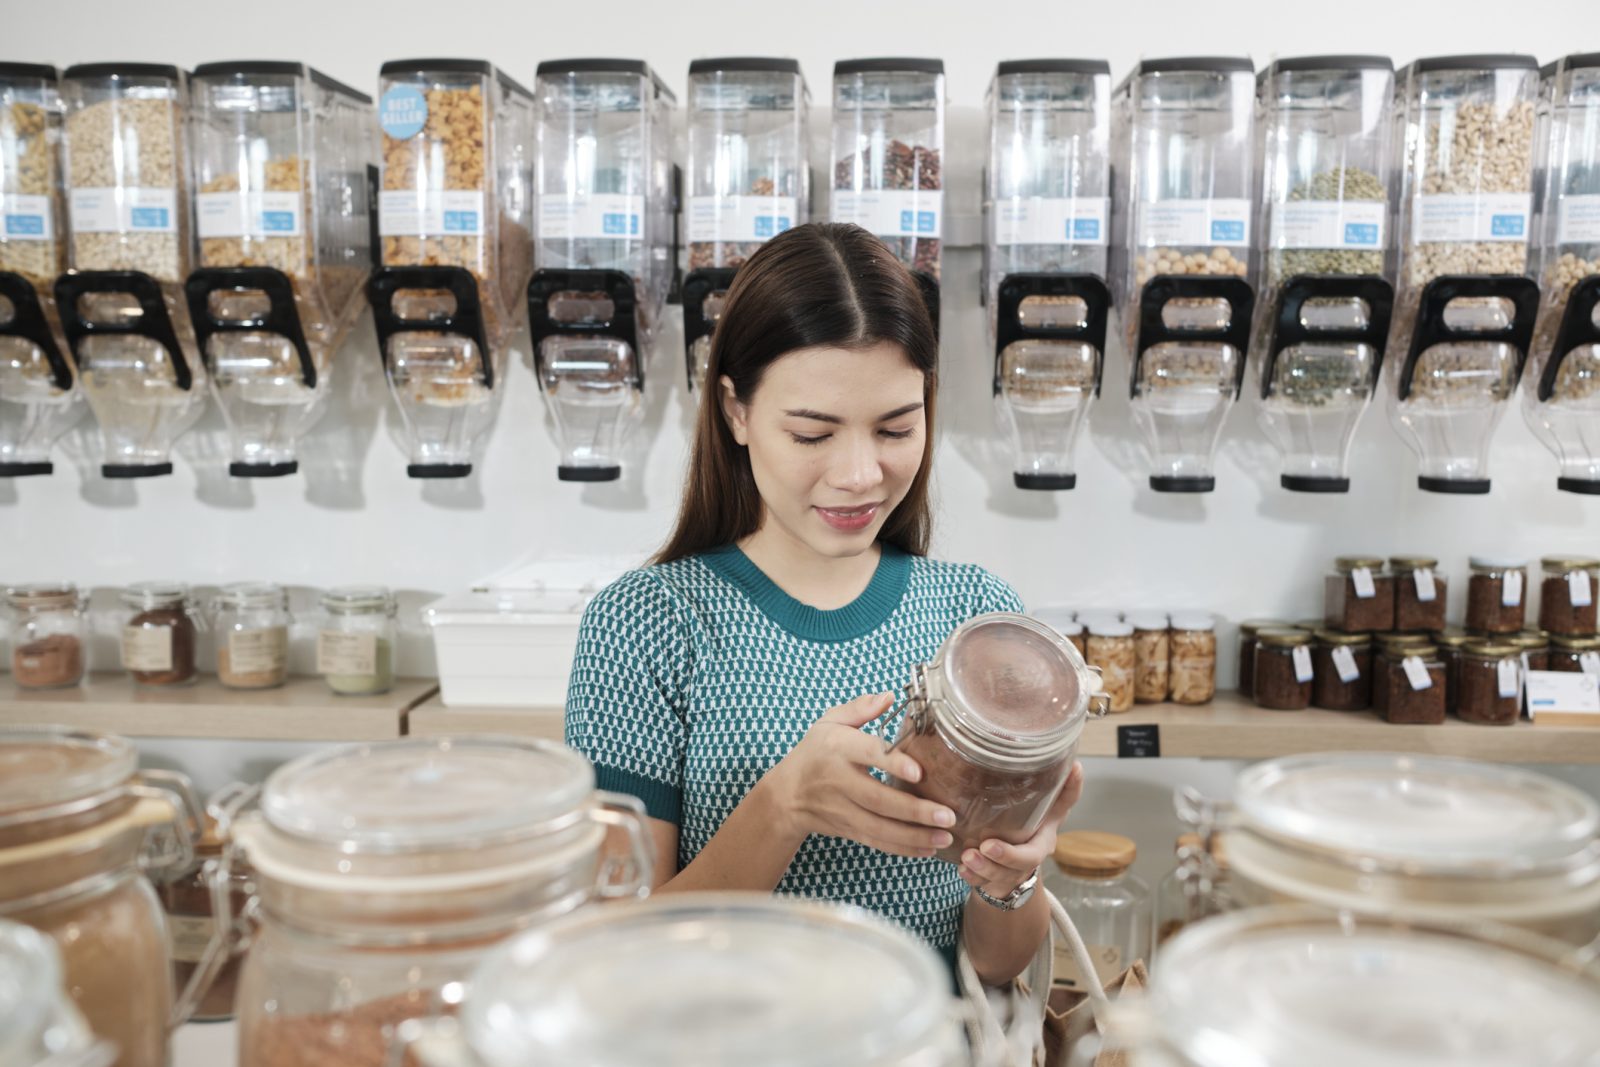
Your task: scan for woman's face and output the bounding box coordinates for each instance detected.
[722,341,927,560]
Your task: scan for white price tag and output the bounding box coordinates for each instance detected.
[686,195,799,244]
[1556,195,1600,245]
[831,188,944,240]
[1497,658,1521,699]
[1503,570,1523,607]
[1581,651,1600,676]
[1414,568,1437,602]
[1332,645,1361,683]
[1135,198,1251,249]
[1569,571,1593,608]
[1403,656,1433,691]
[2,194,53,242]
[993,196,1111,246]
[1413,192,1532,243]
[1268,199,1386,251]
[1292,645,1314,683]
[1351,567,1376,599]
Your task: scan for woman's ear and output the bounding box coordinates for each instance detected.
[720,376,750,446]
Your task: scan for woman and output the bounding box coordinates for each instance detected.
[565,222,1083,986]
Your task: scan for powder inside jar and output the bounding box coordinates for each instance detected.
[123,607,198,686]
[13,634,84,689]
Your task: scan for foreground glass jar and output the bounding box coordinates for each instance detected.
[1192,753,1600,944]
[233,737,652,1067]
[1045,831,1149,992]
[316,586,397,696]
[0,919,117,1067]
[1126,907,1600,1067]
[0,727,206,1067]
[5,584,87,690]
[406,894,969,1067]
[213,582,290,690]
[887,613,1104,864]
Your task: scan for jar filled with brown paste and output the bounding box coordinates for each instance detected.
[1433,628,1474,715]
[1538,557,1600,636]
[888,613,1104,863]
[1372,633,1435,715]
[1253,628,1313,711]
[1086,621,1136,713]
[1458,641,1523,726]
[1512,630,1552,673]
[1311,630,1372,711]
[1324,556,1395,633]
[1235,619,1289,699]
[1130,612,1170,704]
[1466,557,1527,634]
[120,582,199,686]
[1168,613,1216,705]
[5,584,87,689]
[1389,555,1447,632]
[1550,634,1600,674]
[1379,642,1446,724]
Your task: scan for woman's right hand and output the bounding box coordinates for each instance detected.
[763,692,957,859]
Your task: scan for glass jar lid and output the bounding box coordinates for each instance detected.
[320,585,396,615]
[260,737,594,851]
[120,581,189,610]
[1312,629,1371,646]
[1255,627,1310,648]
[0,727,137,822]
[1387,555,1438,570]
[1333,555,1385,572]
[1469,555,1528,573]
[460,895,954,1067]
[939,613,1088,743]
[1233,754,1600,874]
[3,584,79,610]
[217,581,287,611]
[1541,556,1600,574]
[1151,908,1600,1067]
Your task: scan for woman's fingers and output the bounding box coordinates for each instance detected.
[821,691,896,729]
[848,775,957,829]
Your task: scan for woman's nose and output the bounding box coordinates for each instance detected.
[829,434,885,493]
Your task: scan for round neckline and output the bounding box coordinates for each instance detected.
[700,542,911,643]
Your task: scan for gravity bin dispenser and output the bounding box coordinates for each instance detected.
[1250,56,1397,493]
[1111,58,1258,493]
[1524,52,1600,494]
[369,59,535,478]
[1384,55,1542,494]
[186,63,373,477]
[55,63,206,478]
[0,64,82,477]
[529,59,675,482]
[985,59,1113,491]
[682,57,809,393]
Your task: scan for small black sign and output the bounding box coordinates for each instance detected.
[1117,724,1161,759]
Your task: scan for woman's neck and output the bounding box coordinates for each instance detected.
[736,523,882,611]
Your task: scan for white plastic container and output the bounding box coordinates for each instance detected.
[424,589,592,707]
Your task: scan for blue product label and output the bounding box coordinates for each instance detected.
[900,209,915,232]
[1210,219,1246,243]
[631,214,640,236]
[261,211,296,233]
[602,213,627,235]
[443,210,479,233]
[1071,218,1101,241]
[916,211,936,234]
[130,207,169,230]
[1344,222,1380,246]
[379,86,428,141]
[1490,214,1526,238]
[4,214,44,236]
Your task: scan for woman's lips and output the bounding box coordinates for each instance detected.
[815,502,881,532]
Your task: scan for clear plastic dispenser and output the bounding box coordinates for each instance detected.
[985,59,1113,491]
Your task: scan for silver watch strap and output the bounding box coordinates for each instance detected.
[973,868,1039,911]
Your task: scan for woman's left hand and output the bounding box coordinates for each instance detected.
[958,761,1085,899]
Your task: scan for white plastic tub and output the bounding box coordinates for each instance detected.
[424,589,592,707]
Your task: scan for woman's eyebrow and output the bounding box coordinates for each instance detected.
[782,402,925,424]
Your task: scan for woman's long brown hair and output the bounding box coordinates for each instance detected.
[652,223,939,565]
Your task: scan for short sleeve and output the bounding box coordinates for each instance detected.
[974,569,1025,617]
[564,570,692,824]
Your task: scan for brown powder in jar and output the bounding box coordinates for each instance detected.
[125,607,198,686]
[1381,658,1447,725]
[1457,649,1521,727]
[1324,571,1395,633]
[1467,572,1525,634]
[1539,574,1599,636]
[1253,637,1312,711]
[1310,639,1372,712]
[242,989,456,1067]
[1393,573,1448,632]
[12,634,84,688]
[217,626,289,690]
[1133,627,1170,703]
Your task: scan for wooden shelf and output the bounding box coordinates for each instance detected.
[0,674,437,741]
[407,691,1600,764]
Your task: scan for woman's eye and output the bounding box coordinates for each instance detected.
[879,428,915,440]
[789,433,829,446]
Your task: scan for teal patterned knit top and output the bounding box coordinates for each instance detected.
[564,543,1024,961]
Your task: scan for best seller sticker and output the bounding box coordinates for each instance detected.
[379,85,428,141]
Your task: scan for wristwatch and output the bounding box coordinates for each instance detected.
[973,867,1039,911]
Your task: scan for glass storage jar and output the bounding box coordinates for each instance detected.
[157,813,253,1023]
[1045,831,1149,992]
[1549,634,1600,673]
[1457,641,1522,726]
[1130,612,1170,703]
[1199,753,1600,944]
[1324,555,1395,632]
[887,613,1103,864]
[120,582,199,686]
[1539,556,1600,635]
[1371,632,1434,715]
[213,582,290,690]
[1085,619,1135,712]
[5,584,87,689]
[1512,629,1552,672]
[1378,641,1445,723]
[0,727,205,1067]
[232,737,652,1067]
[1466,556,1528,633]
[316,586,397,696]
[1168,613,1216,705]
[1235,618,1289,698]
[1433,627,1473,714]
[1252,628,1313,710]
[405,895,970,1067]
[1152,833,1228,962]
[1389,555,1447,631]
[1310,630,1372,711]
[1140,907,1600,1067]
[0,919,117,1067]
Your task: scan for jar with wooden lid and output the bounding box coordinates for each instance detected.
[1466,556,1527,633]
[1390,555,1447,631]
[1458,641,1522,726]
[1433,628,1473,713]
[5,584,87,690]
[1168,613,1216,705]
[1379,642,1446,724]
[120,582,200,687]
[1550,634,1600,674]
[1236,618,1289,699]
[1324,555,1395,633]
[1372,633,1434,714]
[1045,831,1149,992]
[1311,630,1372,711]
[213,582,290,690]
[1086,620,1135,712]
[1539,556,1600,635]
[1253,628,1313,710]
[1511,629,1552,673]
[1129,612,1170,704]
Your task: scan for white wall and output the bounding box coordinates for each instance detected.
[6,0,1600,887]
